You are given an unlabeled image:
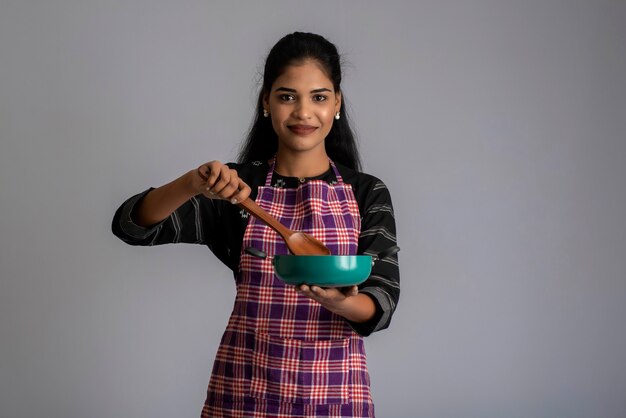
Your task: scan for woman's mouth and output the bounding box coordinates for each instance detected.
[288,125,318,136]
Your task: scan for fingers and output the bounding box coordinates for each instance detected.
[229,181,252,204]
[302,285,328,299]
[198,161,251,203]
[196,165,210,182]
[210,168,236,197]
[297,285,358,303]
[343,285,359,297]
[203,161,227,192]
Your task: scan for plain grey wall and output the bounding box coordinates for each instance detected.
[1,1,625,417]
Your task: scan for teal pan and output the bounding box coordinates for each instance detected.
[273,255,374,287]
[245,246,400,288]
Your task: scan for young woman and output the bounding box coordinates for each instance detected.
[112,32,400,418]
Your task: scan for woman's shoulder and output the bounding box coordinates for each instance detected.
[335,163,390,192]
[335,163,394,209]
[226,160,269,186]
[227,159,269,171]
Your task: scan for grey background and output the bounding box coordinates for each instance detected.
[1,1,625,417]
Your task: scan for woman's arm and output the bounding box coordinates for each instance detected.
[112,161,252,252]
[135,161,251,227]
[352,177,400,334]
[133,170,198,227]
[296,172,400,333]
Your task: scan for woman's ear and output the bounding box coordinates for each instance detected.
[335,91,342,113]
[262,91,270,112]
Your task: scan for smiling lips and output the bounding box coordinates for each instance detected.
[288,124,318,136]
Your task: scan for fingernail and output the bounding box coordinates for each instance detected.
[230,198,237,204]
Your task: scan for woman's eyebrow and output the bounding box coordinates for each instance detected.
[311,88,332,93]
[274,87,333,93]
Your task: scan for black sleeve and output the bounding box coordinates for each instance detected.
[111,188,237,265]
[111,162,268,271]
[344,172,400,336]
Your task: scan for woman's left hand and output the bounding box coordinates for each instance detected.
[296,285,359,316]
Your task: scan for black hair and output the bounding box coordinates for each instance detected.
[237,32,361,171]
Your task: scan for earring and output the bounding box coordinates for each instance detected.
[263,109,269,117]
[335,112,341,120]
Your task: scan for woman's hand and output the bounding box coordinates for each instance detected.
[134,160,251,227]
[296,285,375,323]
[194,161,251,204]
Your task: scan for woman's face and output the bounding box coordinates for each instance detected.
[264,60,341,155]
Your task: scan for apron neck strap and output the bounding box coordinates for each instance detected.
[264,158,276,186]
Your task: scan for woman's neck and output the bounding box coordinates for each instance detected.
[274,149,330,178]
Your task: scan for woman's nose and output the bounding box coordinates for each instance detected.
[292,100,311,119]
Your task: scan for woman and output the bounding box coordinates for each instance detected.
[112,32,400,417]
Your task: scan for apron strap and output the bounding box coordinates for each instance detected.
[329,159,344,184]
[264,157,276,186]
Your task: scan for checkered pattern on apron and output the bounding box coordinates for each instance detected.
[202,159,374,417]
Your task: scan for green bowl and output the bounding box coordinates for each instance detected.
[272,255,373,287]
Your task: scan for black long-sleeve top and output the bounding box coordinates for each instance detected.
[112,161,399,336]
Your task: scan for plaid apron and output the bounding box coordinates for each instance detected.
[201,159,374,417]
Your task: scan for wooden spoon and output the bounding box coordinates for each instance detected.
[197,167,331,255]
[237,198,331,255]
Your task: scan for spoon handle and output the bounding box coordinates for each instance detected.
[197,167,292,240]
[237,198,292,240]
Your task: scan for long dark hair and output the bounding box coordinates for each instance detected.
[237,32,361,171]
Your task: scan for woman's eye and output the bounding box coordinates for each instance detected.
[313,95,327,102]
[279,94,295,102]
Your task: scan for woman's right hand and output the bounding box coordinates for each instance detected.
[193,160,251,204]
